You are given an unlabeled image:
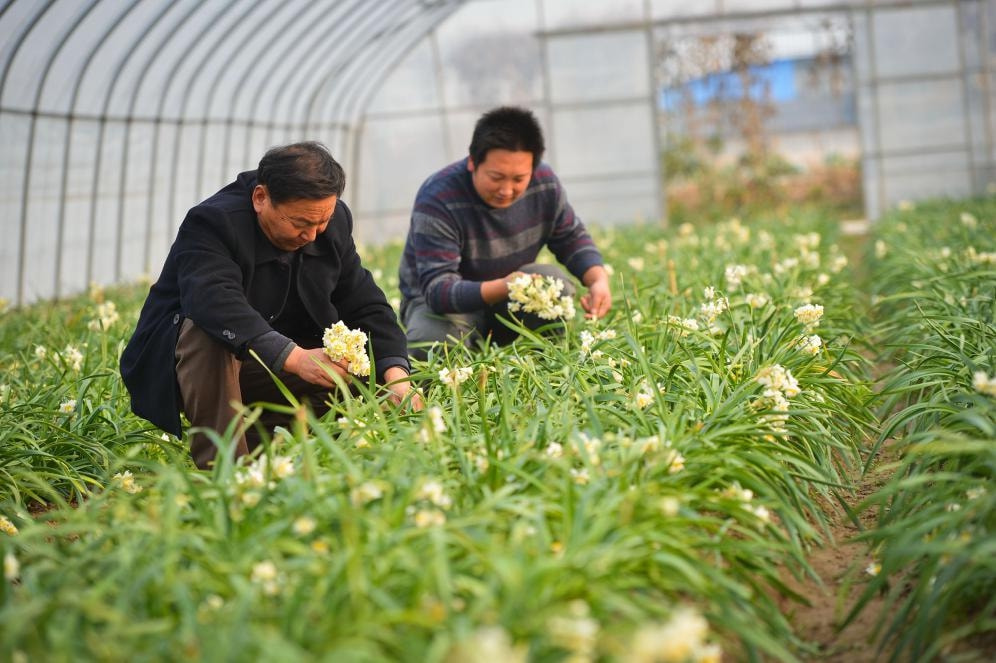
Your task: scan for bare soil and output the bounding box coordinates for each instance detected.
[777,460,895,663]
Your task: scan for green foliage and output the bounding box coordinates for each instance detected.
[853,198,996,660]
[6,202,978,661]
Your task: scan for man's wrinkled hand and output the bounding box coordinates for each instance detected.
[284,346,349,387]
[384,366,424,411]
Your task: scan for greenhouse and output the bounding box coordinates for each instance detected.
[1,1,994,661]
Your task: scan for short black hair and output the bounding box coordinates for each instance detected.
[256,141,346,204]
[468,106,545,170]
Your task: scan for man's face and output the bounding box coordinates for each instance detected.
[468,149,534,209]
[252,185,336,251]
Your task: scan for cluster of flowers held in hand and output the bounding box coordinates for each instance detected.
[322,321,370,377]
[507,273,575,320]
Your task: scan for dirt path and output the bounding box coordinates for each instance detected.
[777,447,897,662]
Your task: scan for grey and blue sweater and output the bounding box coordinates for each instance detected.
[399,157,603,313]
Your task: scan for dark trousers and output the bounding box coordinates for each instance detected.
[174,319,331,469]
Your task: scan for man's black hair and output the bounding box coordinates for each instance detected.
[257,141,346,204]
[468,106,545,170]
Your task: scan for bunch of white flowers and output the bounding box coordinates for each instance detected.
[112,470,143,494]
[624,607,721,663]
[322,321,370,377]
[62,345,84,372]
[754,364,802,433]
[794,303,824,329]
[667,315,699,336]
[579,328,616,359]
[724,264,750,290]
[507,273,575,320]
[973,371,996,397]
[439,366,473,388]
[87,300,120,331]
[548,600,599,662]
[794,334,823,356]
[745,293,769,309]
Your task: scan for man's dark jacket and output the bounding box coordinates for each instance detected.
[120,171,408,436]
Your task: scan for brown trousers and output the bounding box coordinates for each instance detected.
[174,319,331,469]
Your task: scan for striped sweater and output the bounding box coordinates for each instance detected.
[399,158,603,313]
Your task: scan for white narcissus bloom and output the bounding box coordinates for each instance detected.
[545,442,564,458]
[446,626,527,663]
[271,455,295,479]
[627,256,645,272]
[113,470,143,494]
[62,345,84,372]
[251,560,281,596]
[659,497,680,517]
[973,371,996,397]
[59,399,76,414]
[724,264,749,290]
[570,467,590,485]
[756,365,801,398]
[292,516,316,536]
[794,303,824,329]
[745,293,768,309]
[548,600,599,659]
[966,487,986,500]
[0,515,18,536]
[34,345,47,360]
[427,406,446,433]
[4,552,18,581]
[667,315,699,336]
[438,366,472,388]
[875,239,888,258]
[866,561,881,577]
[416,480,452,509]
[624,607,713,663]
[960,211,978,228]
[414,509,446,528]
[699,297,728,322]
[87,300,120,331]
[322,321,370,377]
[507,273,576,320]
[664,449,685,474]
[795,334,822,356]
[350,481,383,506]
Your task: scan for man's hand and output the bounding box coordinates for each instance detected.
[283,346,349,387]
[383,365,424,411]
[580,265,612,319]
[481,271,525,305]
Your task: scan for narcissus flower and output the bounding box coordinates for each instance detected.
[507,273,576,320]
[414,509,446,528]
[0,515,17,536]
[4,552,19,581]
[795,334,822,356]
[794,304,824,329]
[112,470,143,494]
[322,321,370,377]
[292,516,316,536]
[59,399,76,414]
[439,366,472,388]
[61,345,84,372]
[973,371,996,397]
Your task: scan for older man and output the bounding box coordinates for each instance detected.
[121,142,420,468]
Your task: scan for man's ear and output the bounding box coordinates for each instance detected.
[466,157,475,173]
[251,185,267,213]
